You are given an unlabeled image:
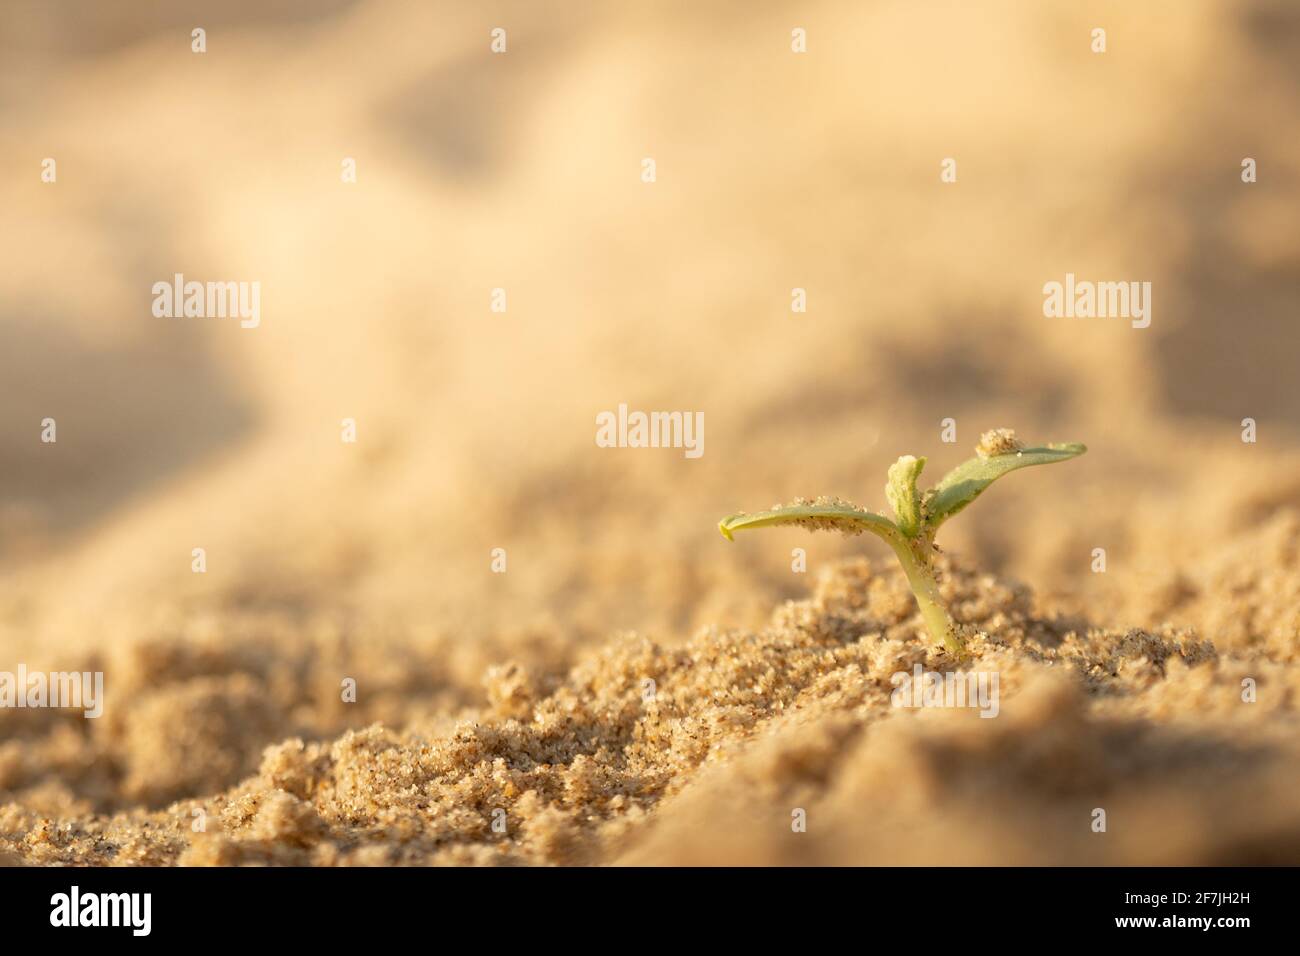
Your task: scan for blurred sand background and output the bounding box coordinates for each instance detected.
[1,0,1298,865]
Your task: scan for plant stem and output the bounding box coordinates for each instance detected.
[886,537,963,655]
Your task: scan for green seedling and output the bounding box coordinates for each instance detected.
[718,429,1085,655]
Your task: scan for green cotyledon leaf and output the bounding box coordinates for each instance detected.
[923,442,1086,530]
[718,496,903,544]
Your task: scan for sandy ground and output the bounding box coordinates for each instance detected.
[1,0,1298,865]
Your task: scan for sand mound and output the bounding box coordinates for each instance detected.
[6,543,1297,866]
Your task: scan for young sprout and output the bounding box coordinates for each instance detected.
[718,429,1085,655]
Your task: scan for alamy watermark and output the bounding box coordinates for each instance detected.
[0,665,103,718]
[152,273,260,329]
[891,663,999,718]
[1042,272,1151,329]
[50,886,150,936]
[595,403,704,459]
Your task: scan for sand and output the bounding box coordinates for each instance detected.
[4,519,1299,866]
[2,0,1299,865]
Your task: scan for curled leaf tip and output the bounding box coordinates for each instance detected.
[718,519,735,541]
[885,454,926,538]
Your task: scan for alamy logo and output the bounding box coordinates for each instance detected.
[0,665,103,718]
[1042,272,1151,328]
[595,404,704,459]
[50,886,151,936]
[152,273,261,328]
[890,663,999,718]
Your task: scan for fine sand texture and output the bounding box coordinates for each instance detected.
[1,0,1299,865]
